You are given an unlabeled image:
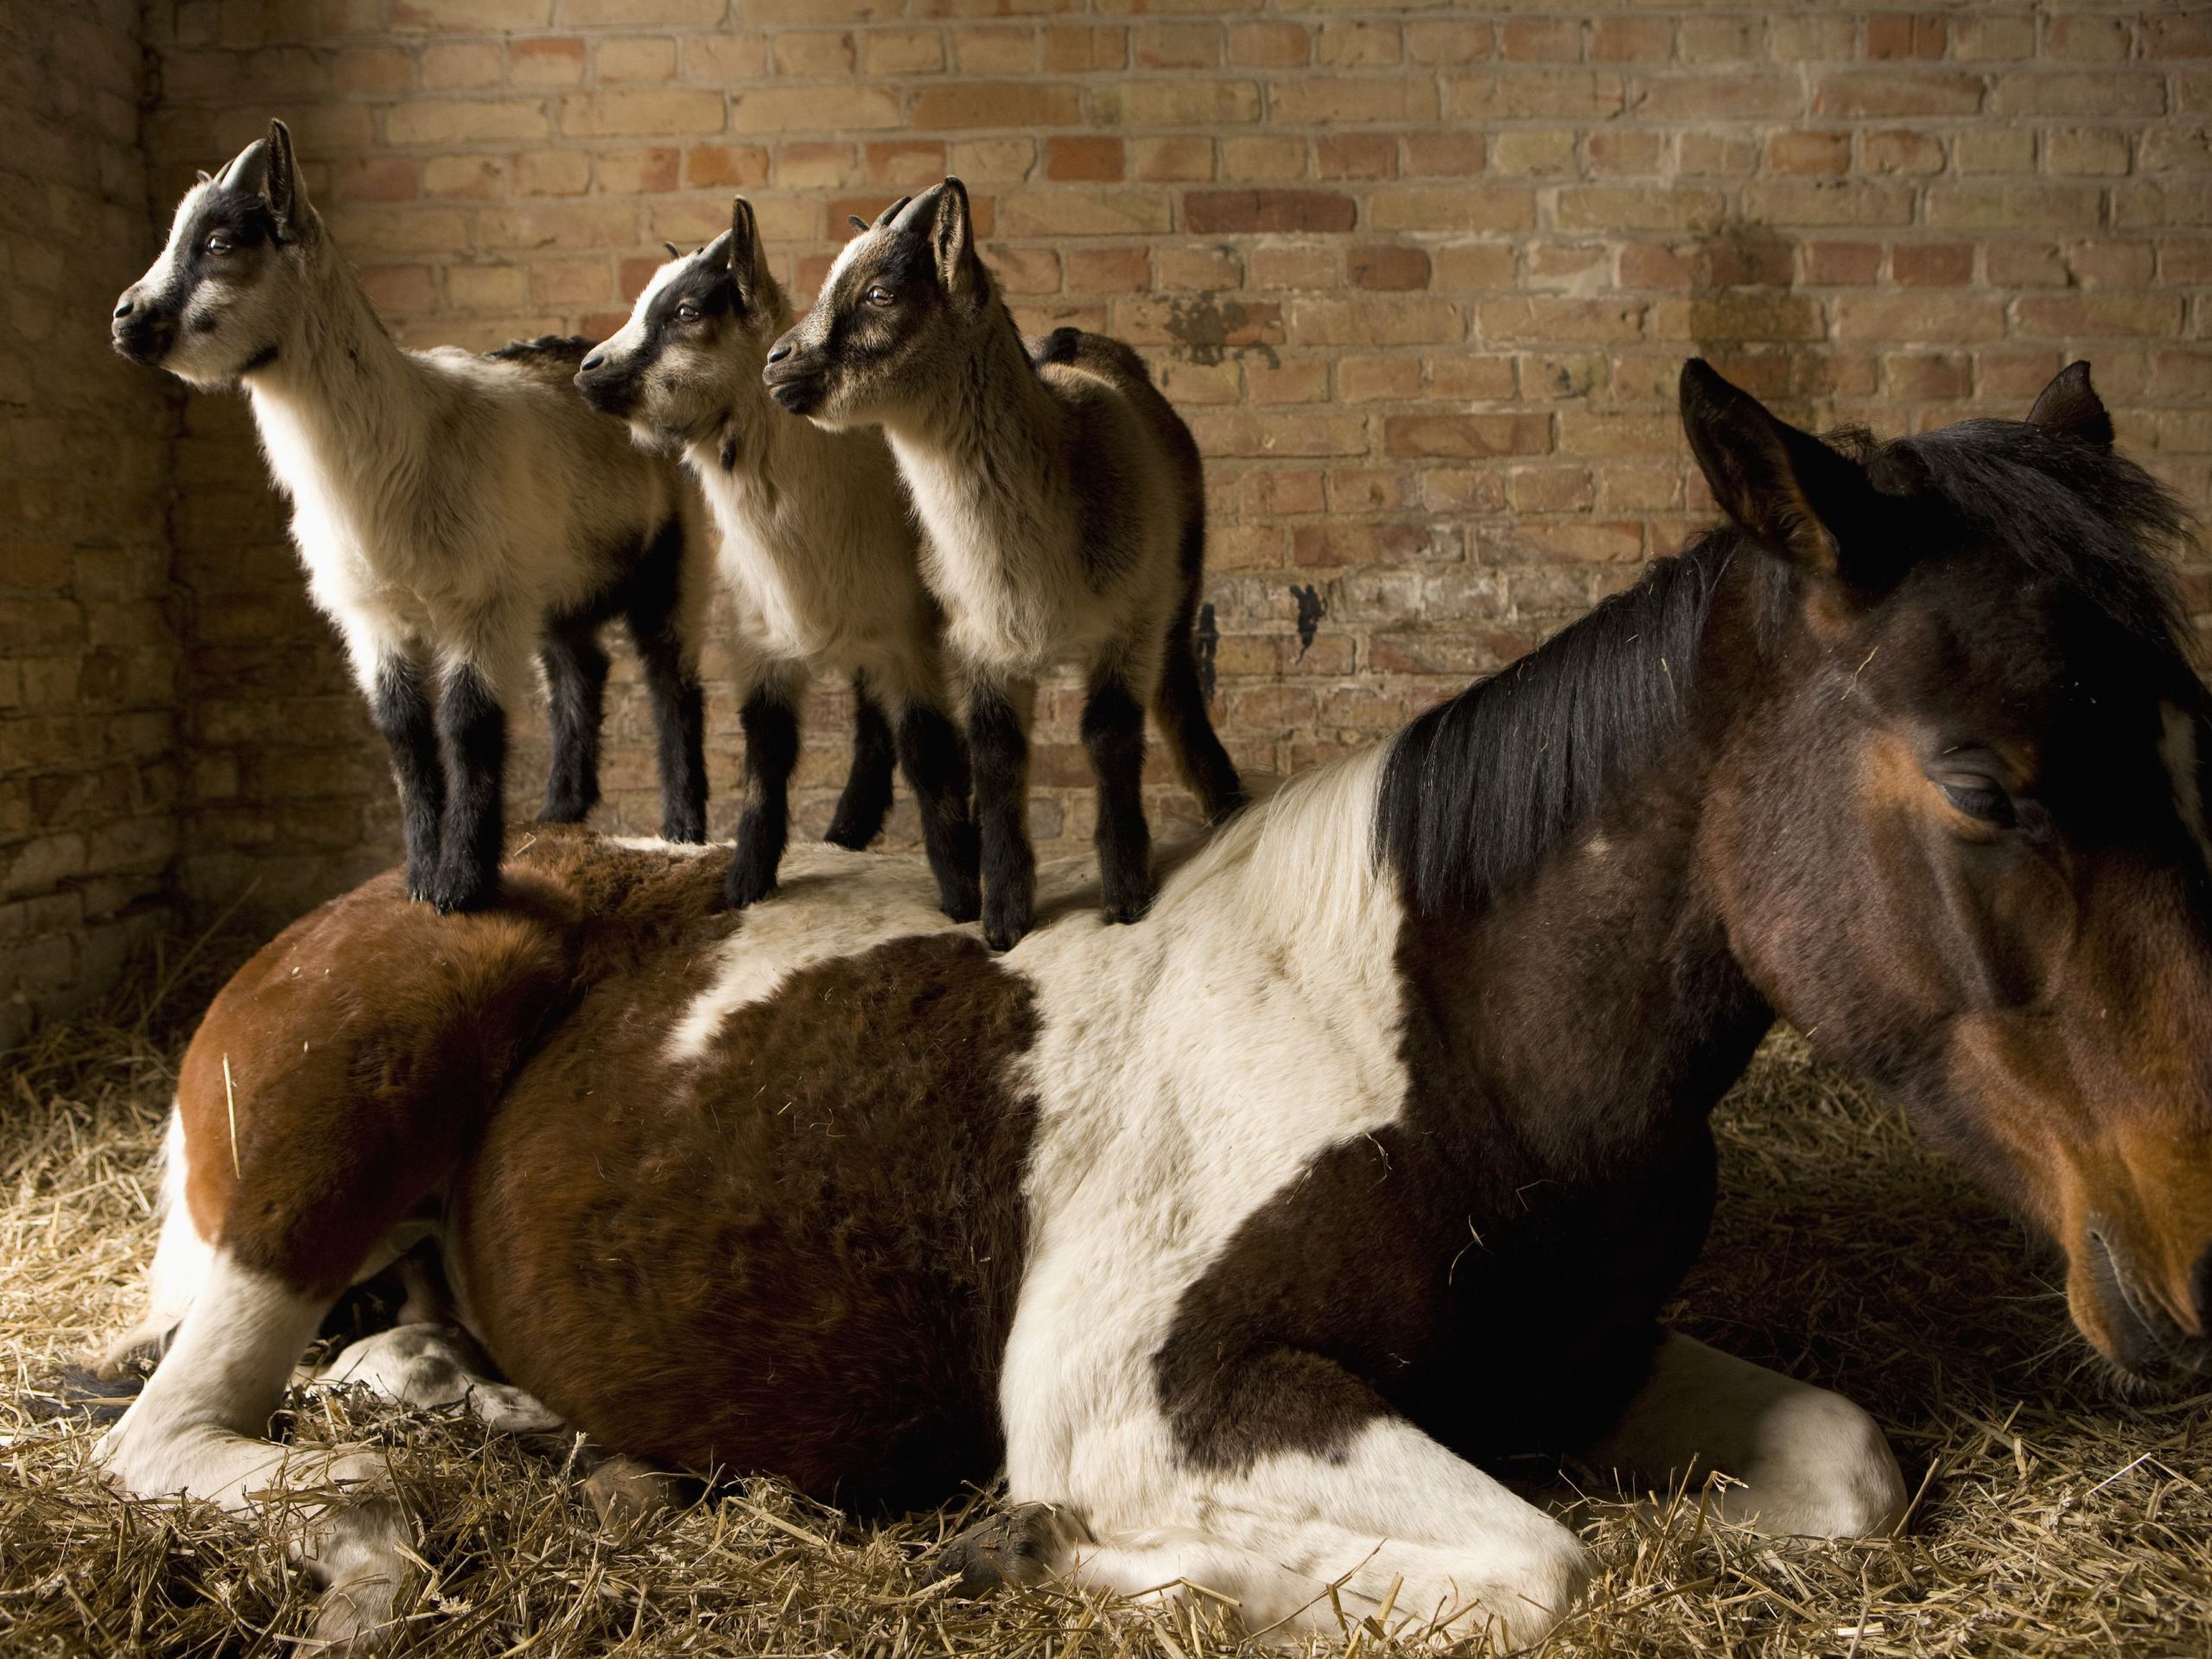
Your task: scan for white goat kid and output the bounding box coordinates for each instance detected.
[112,119,713,912]
[764,181,1245,949]
[576,199,980,920]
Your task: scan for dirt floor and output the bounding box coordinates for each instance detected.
[3,943,2208,1657]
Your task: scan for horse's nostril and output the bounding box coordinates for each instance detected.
[766,343,792,364]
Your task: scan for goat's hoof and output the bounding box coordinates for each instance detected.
[1099,885,1154,927]
[938,1503,1088,1595]
[538,798,594,827]
[936,879,982,925]
[722,858,779,911]
[822,810,881,851]
[660,810,706,845]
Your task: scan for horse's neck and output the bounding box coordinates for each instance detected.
[1407,571,1782,1181]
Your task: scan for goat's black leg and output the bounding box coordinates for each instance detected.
[538,619,608,826]
[369,657,444,902]
[429,664,505,914]
[968,679,1035,950]
[824,677,897,850]
[625,522,708,843]
[895,699,981,923]
[1082,670,1154,926]
[725,683,799,910]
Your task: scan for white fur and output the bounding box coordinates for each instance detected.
[1583,1332,1907,1537]
[99,1252,416,1646]
[97,1109,211,1375]
[315,1325,562,1434]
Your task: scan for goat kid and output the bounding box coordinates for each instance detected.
[112,119,713,912]
[576,200,980,921]
[764,181,1243,949]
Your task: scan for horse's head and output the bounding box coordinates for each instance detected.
[1686,360,2212,1382]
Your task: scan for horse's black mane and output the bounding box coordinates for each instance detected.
[1378,419,2198,918]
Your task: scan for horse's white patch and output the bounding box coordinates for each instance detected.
[662,843,970,1062]
[604,836,715,856]
[315,1325,562,1434]
[997,748,1411,1525]
[98,1108,213,1375]
[2160,702,2212,879]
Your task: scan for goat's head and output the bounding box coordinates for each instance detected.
[576,198,788,455]
[761,179,990,430]
[113,118,316,389]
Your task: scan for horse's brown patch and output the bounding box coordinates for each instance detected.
[174,829,728,1298]
[450,929,1039,1510]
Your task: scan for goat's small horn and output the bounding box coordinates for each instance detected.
[848,215,868,233]
[194,168,212,184]
[663,240,682,259]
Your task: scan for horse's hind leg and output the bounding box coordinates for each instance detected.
[316,1324,561,1435]
[94,1109,212,1377]
[1578,1331,1907,1537]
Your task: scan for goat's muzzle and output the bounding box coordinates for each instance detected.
[760,343,824,416]
[111,295,175,365]
[573,357,638,418]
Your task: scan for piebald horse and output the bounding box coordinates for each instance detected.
[97,362,2212,1647]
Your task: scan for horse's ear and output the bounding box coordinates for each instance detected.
[2027,360,2114,450]
[1680,359,1891,598]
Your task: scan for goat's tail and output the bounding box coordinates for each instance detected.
[1154,505,1245,826]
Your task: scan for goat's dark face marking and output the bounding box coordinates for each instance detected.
[579,199,779,457]
[115,119,308,390]
[764,180,985,430]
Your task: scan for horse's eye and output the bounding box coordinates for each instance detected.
[865,284,894,307]
[1940,779,2016,827]
[205,232,233,256]
[675,302,701,324]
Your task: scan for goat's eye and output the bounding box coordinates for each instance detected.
[865,284,894,307]
[1939,779,2016,827]
[675,302,701,324]
[205,232,233,255]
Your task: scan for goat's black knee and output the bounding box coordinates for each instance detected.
[969,684,1034,950]
[539,625,609,826]
[726,686,799,910]
[1082,675,1154,925]
[430,664,505,913]
[896,700,981,924]
[825,681,897,851]
[370,658,443,901]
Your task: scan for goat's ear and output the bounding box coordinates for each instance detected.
[925,182,977,298]
[728,197,772,297]
[2027,360,2114,449]
[1680,359,1892,599]
[261,118,307,233]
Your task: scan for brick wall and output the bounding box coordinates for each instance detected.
[0,2,181,1046]
[107,3,2212,938]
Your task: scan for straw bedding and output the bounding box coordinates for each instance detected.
[3,946,2207,1657]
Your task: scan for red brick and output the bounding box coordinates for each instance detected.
[1185,189,1356,235]
[1043,136,1123,181]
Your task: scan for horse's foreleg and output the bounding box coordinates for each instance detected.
[992,1356,1590,1648]
[1578,1330,1907,1537]
[98,1253,414,1648]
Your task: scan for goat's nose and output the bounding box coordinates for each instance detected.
[766,341,792,364]
[578,352,604,373]
[113,296,135,319]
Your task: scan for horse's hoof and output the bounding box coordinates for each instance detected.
[304,1497,416,1652]
[937,1502,1090,1595]
[584,1455,687,1529]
